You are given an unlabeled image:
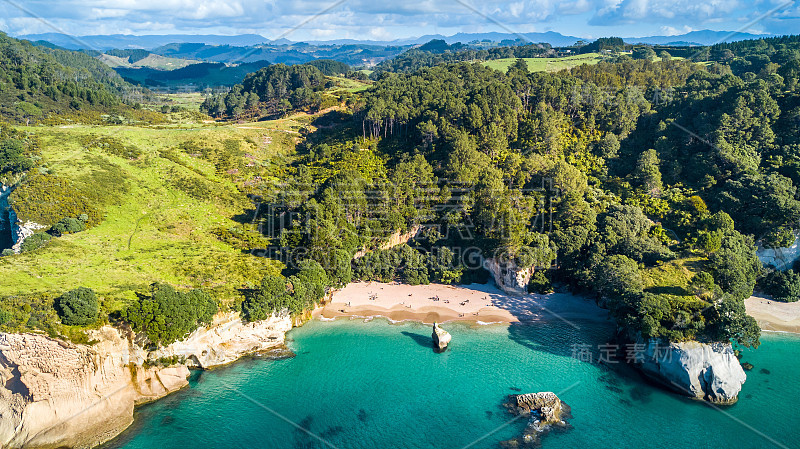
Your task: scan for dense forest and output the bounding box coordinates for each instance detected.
[0,33,147,123]
[200,63,336,118]
[241,35,800,350]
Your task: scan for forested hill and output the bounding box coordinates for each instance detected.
[0,32,137,123]
[372,41,555,75]
[236,35,800,349]
[200,63,337,118]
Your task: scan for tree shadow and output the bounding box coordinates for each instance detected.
[310,110,350,128]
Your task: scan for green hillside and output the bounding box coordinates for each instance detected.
[483,53,603,72]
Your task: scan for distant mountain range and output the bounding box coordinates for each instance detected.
[19,33,268,51]
[19,29,776,52]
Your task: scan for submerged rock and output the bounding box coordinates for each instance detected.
[633,339,746,404]
[501,392,572,448]
[432,322,451,351]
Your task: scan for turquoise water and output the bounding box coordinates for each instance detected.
[105,319,800,449]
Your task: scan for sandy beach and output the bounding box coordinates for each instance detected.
[319,281,610,325]
[746,295,800,334]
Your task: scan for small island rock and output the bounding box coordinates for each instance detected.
[501,392,572,448]
[432,322,451,351]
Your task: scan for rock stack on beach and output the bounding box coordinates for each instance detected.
[431,322,451,351]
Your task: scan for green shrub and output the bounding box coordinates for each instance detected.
[242,260,331,321]
[55,287,99,326]
[120,283,218,346]
[79,135,142,159]
[528,270,553,294]
[9,174,102,226]
[20,232,51,252]
[0,308,11,324]
[1,249,13,257]
[761,269,800,302]
[50,217,86,235]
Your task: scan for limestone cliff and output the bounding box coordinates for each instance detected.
[633,338,746,404]
[146,312,293,369]
[756,233,800,270]
[483,257,534,295]
[0,311,292,449]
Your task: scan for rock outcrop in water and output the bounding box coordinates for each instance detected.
[431,322,451,351]
[501,392,571,448]
[633,338,746,404]
[0,312,292,449]
[483,257,534,295]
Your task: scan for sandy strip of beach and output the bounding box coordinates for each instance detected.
[319,281,610,325]
[746,295,800,334]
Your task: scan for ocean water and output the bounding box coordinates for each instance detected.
[104,319,800,449]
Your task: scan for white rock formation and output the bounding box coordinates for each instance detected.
[431,322,451,351]
[634,339,746,404]
[483,257,534,295]
[0,311,292,448]
[147,311,293,369]
[9,211,46,253]
[757,233,800,270]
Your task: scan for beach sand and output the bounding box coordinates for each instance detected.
[319,281,610,325]
[746,295,800,334]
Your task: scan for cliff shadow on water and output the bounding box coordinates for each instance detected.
[0,186,12,251]
[505,320,661,405]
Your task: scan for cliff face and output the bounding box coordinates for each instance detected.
[634,339,746,404]
[146,312,293,369]
[0,312,292,449]
[756,233,800,270]
[483,257,534,295]
[0,184,47,254]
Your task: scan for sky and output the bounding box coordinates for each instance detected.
[0,0,798,41]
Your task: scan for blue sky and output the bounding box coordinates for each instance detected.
[1,0,798,41]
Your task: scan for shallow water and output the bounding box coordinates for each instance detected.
[104,319,800,449]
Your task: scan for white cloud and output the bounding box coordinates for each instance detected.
[659,25,695,36]
[0,0,790,42]
[590,0,742,25]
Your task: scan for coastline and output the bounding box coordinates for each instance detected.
[319,281,610,325]
[745,295,800,334]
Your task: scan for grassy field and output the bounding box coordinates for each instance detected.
[328,76,373,93]
[152,92,209,112]
[483,53,603,73]
[0,118,307,311]
[641,256,705,299]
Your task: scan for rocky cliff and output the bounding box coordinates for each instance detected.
[483,257,534,295]
[0,311,292,449]
[633,338,746,404]
[146,311,293,369]
[756,233,800,270]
